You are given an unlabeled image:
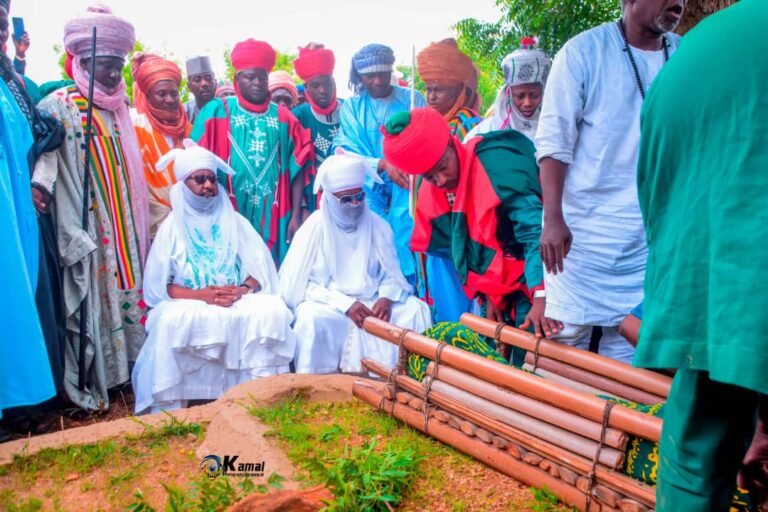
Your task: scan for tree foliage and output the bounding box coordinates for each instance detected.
[455,0,620,113]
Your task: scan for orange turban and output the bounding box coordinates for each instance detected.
[231,39,276,73]
[382,108,450,176]
[417,39,481,121]
[131,52,188,140]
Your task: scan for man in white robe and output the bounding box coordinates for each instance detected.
[132,144,296,413]
[534,0,684,363]
[280,153,432,374]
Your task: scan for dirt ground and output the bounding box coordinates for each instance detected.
[0,374,551,511]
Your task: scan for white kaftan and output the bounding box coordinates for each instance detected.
[132,187,295,413]
[534,22,680,327]
[280,210,431,374]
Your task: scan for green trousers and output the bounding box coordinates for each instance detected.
[479,292,532,368]
[658,369,760,511]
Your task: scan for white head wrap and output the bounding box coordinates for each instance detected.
[488,42,552,140]
[155,143,239,287]
[501,46,551,87]
[156,140,234,182]
[313,152,382,195]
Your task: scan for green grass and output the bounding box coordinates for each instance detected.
[527,486,577,512]
[126,472,284,512]
[247,390,472,511]
[0,416,207,510]
[0,489,43,512]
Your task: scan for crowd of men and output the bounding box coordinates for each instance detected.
[0,0,766,510]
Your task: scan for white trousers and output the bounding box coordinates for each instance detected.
[292,296,432,374]
[550,322,635,365]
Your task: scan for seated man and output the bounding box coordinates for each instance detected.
[133,144,296,414]
[279,153,432,374]
[382,108,561,365]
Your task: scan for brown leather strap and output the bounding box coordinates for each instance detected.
[585,402,615,510]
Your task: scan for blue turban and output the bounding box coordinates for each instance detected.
[349,44,395,91]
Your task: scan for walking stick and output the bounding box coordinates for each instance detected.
[78,26,97,392]
[408,44,416,218]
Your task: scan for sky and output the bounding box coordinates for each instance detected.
[12,0,501,98]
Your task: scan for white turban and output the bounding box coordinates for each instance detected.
[502,47,551,87]
[156,141,235,182]
[313,152,382,194]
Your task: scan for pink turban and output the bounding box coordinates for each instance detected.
[63,4,135,59]
[268,70,298,104]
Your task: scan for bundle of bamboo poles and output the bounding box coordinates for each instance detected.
[354,317,665,512]
[461,313,671,405]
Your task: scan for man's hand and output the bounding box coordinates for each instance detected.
[31,187,50,213]
[371,297,393,322]
[13,32,30,58]
[540,216,572,275]
[346,301,374,329]
[485,296,505,323]
[520,297,564,338]
[200,286,241,307]
[287,214,302,244]
[378,159,409,189]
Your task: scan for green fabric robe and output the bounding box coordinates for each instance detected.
[191,98,312,265]
[292,101,342,212]
[635,0,768,395]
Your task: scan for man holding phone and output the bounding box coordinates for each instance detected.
[10,15,28,75]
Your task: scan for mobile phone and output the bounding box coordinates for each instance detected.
[12,17,24,39]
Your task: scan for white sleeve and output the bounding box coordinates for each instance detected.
[305,282,356,314]
[142,218,175,307]
[377,273,406,303]
[237,215,279,295]
[534,42,587,165]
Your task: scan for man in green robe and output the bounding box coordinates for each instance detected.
[191,39,313,265]
[635,1,768,509]
[292,43,342,213]
[381,107,563,359]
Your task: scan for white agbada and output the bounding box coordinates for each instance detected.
[132,145,296,414]
[534,22,680,327]
[280,154,432,374]
[466,43,551,142]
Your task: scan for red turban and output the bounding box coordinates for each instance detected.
[294,44,335,82]
[382,108,450,175]
[231,39,276,73]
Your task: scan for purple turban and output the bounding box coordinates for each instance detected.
[64,4,135,59]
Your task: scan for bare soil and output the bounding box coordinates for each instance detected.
[0,374,552,511]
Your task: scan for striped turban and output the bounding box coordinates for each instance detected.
[63,4,135,59]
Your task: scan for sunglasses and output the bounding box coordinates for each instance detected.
[186,174,218,185]
[335,191,366,205]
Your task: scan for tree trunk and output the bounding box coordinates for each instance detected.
[677,0,738,34]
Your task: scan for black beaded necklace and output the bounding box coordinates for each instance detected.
[617,20,669,99]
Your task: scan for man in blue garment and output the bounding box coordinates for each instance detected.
[333,44,427,288]
[0,79,55,435]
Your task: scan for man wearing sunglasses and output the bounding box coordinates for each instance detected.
[134,144,296,413]
[279,153,431,374]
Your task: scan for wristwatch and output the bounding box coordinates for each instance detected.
[239,282,254,294]
[533,290,546,299]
